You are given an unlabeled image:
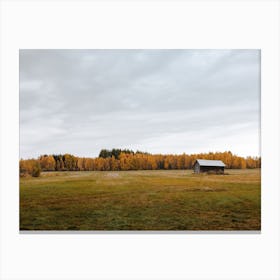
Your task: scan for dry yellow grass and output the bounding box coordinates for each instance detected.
[20,169,261,230]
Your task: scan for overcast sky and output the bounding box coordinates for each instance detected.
[20,49,260,159]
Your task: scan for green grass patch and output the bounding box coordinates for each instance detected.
[20,169,261,230]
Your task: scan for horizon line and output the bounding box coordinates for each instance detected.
[19,150,261,160]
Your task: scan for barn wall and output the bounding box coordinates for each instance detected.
[194,162,200,173]
[200,166,224,173]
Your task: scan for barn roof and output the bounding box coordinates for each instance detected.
[196,159,226,167]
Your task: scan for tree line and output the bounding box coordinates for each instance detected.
[20,149,261,177]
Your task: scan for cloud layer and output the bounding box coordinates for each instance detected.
[20,49,260,158]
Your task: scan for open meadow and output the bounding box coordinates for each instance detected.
[20,169,261,231]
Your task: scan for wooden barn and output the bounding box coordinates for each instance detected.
[193,159,226,174]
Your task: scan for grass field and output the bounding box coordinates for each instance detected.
[20,169,261,231]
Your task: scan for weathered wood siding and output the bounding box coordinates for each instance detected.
[194,162,200,173]
[200,166,224,173]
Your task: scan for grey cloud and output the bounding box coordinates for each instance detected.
[20,49,260,158]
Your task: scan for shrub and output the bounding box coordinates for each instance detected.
[31,162,41,177]
[20,159,41,177]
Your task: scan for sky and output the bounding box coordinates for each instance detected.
[20,49,260,159]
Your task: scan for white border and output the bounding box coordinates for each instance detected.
[1,1,279,279]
